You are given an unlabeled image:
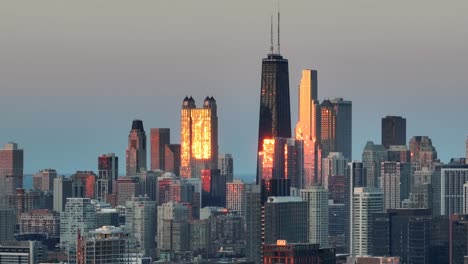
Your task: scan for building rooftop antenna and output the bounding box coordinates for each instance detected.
[270,15,274,54]
[277,0,280,54]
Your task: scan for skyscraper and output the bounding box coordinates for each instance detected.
[362,141,388,188]
[345,161,367,253]
[257,137,302,201]
[371,209,432,263]
[300,186,329,248]
[33,169,57,192]
[71,171,97,199]
[77,226,138,264]
[60,198,97,264]
[257,29,291,184]
[218,153,234,183]
[180,96,218,179]
[126,119,147,176]
[320,99,337,158]
[351,187,384,256]
[150,128,170,171]
[380,162,402,210]
[0,143,24,202]
[226,179,247,217]
[125,196,156,260]
[331,98,352,160]
[381,116,406,149]
[164,144,181,176]
[245,184,262,264]
[409,136,438,171]
[322,152,348,190]
[97,153,118,201]
[0,208,15,242]
[53,176,72,212]
[295,69,322,186]
[465,136,468,165]
[434,163,468,215]
[264,196,308,245]
[116,177,141,206]
[157,201,191,260]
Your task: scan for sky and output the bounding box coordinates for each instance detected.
[0,1,467,181]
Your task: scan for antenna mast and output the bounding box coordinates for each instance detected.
[277,0,280,54]
[270,16,274,54]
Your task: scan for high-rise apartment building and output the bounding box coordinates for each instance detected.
[19,209,60,238]
[77,226,138,264]
[150,128,170,171]
[125,196,156,260]
[351,187,384,256]
[53,176,72,212]
[362,141,387,188]
[226,180,247,217]
[60,198,97,264]
[300,186,329,247]
[164,144,181,176]
[380,162,411,210]
[322,152,348,190]
[331,98,352,160]
[218,153,234,183]
[433,163,468,215]
[33,169,57,192]
[245,184,262,264]
[264,196,308,245]
[295,69,322,187]
[126,119,147,176]
[320,99,337,158]
[97,153,118,201]
[371,209,432,264]
[328,200,346,253]
[180,97,218,179]
[345,161,367,253]
[0,143,23,201]
[382,116,406,149]
[157,202,191,259]
[0,208,15,242]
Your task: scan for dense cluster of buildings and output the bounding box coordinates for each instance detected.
[1,14,468,264]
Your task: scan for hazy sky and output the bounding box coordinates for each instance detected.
[1,1,467,180]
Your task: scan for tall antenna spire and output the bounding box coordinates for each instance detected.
[270,15,274,54]
[277,0,280,54]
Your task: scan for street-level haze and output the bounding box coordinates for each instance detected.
[0,0,467,178]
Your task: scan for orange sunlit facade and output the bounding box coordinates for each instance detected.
[295,69,322,186]
[180,96,218,179]
[320,100,337,158]
[259,138,276,181]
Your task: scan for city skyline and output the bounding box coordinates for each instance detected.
[1,1,468,179]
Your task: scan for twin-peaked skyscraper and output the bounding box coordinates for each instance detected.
[180,96,218,179]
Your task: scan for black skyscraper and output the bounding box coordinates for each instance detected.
[256,53,291,184]
[381,116,406,149]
